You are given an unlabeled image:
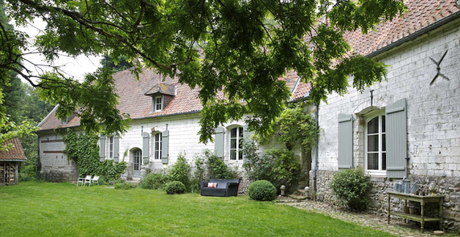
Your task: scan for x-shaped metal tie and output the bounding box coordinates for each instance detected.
[429,50,450,85]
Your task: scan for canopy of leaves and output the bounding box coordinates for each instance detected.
[100,55,134,73]
[2,0,406,142]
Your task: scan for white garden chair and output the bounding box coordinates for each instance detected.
[91,176,100,185]
[83,175,92,187]
[77,177,84,186]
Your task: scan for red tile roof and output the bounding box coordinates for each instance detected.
[38,0,459,131]
[0,138,27,161]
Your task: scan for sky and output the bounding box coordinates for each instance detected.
[14,18,102,84]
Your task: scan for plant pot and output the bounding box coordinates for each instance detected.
[409,207,415,215]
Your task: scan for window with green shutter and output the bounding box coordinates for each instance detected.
[365,110,386,175]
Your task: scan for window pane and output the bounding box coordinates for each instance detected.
[231,128,237,138]
[367,153,378,170]
[239,139,243,149]
[239,127,243,137]
[382,134,386,151]
[367,134,379,151]
[231,139,237,149]
[382,115,386,133]
[368,117,379,134]
[230,150,236,160]
[382,153,386,170]
[239,151,243,160]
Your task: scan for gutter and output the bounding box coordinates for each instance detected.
[366,10,460,59]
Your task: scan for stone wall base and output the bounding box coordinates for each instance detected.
[310,170,460,233]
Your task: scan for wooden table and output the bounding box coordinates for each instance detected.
[387,191,444,232]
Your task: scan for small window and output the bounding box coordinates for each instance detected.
[109,136,114,159]
[154,96,163,112]
[365,112,386,174]
[230,127,243,160]
[153,133,162,160]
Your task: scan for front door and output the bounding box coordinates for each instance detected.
[133,150,141,178]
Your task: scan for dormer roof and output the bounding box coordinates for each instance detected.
[145,82,176,97]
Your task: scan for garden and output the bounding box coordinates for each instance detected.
[0,181,396,237]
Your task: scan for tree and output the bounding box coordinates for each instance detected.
[2,0,406,143]
[100,55,134,73]
[0,0,35,151]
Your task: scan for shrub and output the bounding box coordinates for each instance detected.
[243,142,300,194]
[248,180,277,201]
[168,153,191,190]
[114,182,137,190]
[165,181,186,194]
[330,168,372,211]
[207,154,238,179]
[140,173,170,190]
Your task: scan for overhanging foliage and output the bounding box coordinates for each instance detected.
[1,0,406,142]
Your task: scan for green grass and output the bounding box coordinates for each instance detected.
[0,181,395,237]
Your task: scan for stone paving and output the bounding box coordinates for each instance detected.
[276,198,448,237]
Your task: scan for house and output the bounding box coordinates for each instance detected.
[37,0,460,228]
[311,0,460,230]
[37,68,310,183]
[0,138,27,185]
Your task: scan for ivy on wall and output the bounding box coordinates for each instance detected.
[63,129,127,180]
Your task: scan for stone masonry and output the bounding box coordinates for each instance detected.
[312,17,460,232]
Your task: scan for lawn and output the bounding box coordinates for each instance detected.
[0,182,395,237]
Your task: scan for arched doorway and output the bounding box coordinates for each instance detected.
[130,148,142,179]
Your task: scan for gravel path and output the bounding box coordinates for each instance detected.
[277,199,443,237]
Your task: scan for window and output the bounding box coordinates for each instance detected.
[109,136,114,159]
[365,112,386,174]
[154,96,163,112]
[230,127,243,160]
[153,133,162,160]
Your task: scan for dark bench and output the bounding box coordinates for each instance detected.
[200,179,240,197]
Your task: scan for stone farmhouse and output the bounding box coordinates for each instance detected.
[312,0,460,230]
[37,0,460,229]
[37,66,311,182]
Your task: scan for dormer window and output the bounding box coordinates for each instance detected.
[154,96,163,112]
[145,82,176,114]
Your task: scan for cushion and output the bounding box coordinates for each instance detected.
[207,183,218,188]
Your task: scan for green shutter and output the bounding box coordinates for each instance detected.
[386,98,407,179]
[338,114,353,170]
[214,127,225,158]
[161,130,169,164]
[113,135,119,163]
[99,135,106,162]
[142,132,150,165]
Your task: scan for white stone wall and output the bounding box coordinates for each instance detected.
[317,19,460,177]
[38,132,78,181]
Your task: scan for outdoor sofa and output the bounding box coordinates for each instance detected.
[200,179,240,197]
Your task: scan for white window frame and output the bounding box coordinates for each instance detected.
[154,96,163,112]
[229,126,244,161]
[364,110,386,176]
[109,136,114,159]
[152,132,162,160]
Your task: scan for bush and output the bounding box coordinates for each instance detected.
[140,173,170,190]
[330,168,372,211]
[243,142,300,194]
[248,180,277,201]
[207,154,238,179]
[165,181,186,194]
[168,153,191,190]
[114,182,137,190]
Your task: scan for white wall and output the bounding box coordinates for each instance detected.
[317,19,460,177]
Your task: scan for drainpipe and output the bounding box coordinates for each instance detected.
[310,81,319,201]
[36,134,41,180]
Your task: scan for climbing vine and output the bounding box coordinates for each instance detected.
[63,129,127,180]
